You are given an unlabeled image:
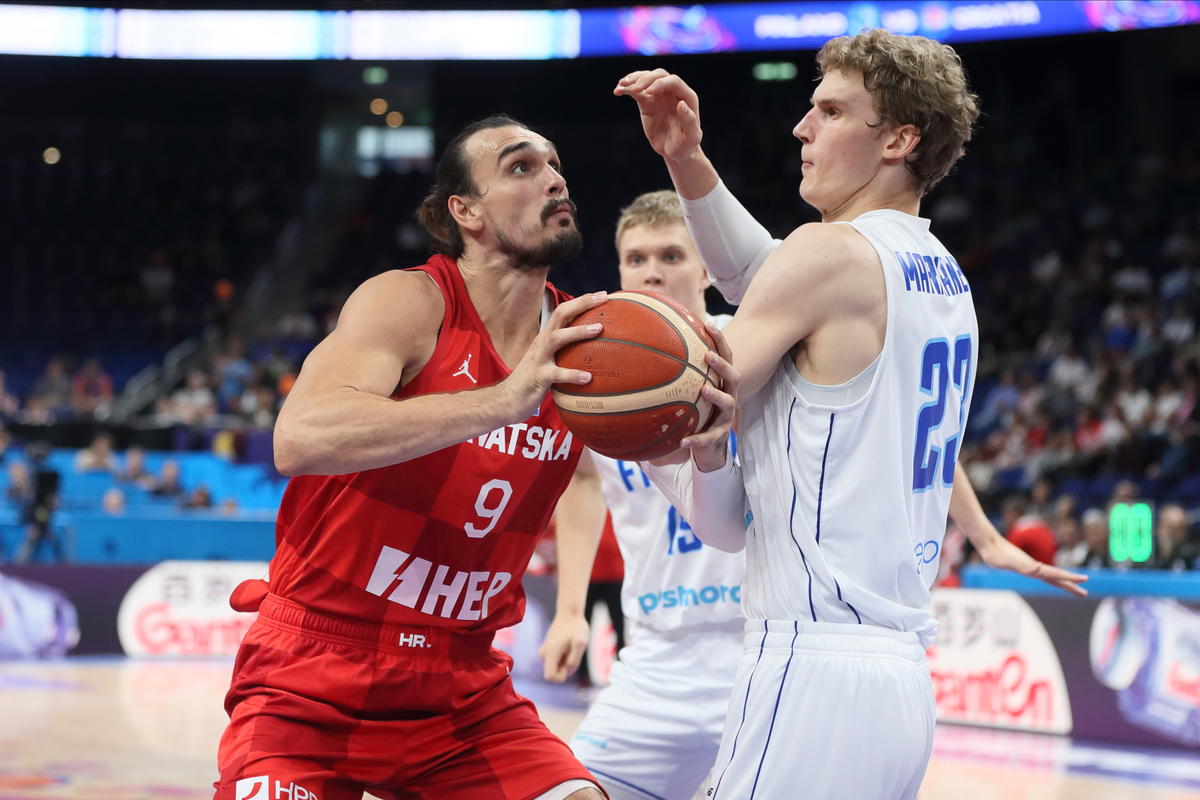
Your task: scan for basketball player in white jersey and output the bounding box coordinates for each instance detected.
[615,30,1088,798]
[539,191,745,800]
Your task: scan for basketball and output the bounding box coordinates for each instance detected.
[552,290,717,461]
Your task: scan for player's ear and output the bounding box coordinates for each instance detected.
[448,194,485,234]
[884,123,921,163]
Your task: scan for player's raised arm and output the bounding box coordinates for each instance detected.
[540,450,608,682]
[615,69,781,303]
[949,462,1088,597]
[274,274,605,476]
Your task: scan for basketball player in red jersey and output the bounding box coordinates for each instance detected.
[213,115,611,800]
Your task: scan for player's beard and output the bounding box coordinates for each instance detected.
[496,198,583,272]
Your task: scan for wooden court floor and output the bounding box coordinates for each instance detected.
[1,658,1198,800]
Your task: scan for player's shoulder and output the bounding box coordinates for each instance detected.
[781,222,876,264]
[336,269,446,340]
[765,222,878,286]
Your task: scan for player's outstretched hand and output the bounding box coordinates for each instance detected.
[614,69,702,163]
[539,612,591,683]
[503,292,608,420]
[683,321,739,473]
[977,534,1089,597]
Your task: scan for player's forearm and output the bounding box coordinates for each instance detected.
[274,384,515,476]
[948,461,1003,553]
[552,474,608,619]
[643,452,747,553]
[677,179,781,306]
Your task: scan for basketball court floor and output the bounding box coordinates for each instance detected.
[2,657,1199,799]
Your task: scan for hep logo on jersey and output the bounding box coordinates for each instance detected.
[235,777,268,800]
[235,778,321,800]
[366,545,512,621]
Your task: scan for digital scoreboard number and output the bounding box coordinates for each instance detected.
[1109,502,1154,564]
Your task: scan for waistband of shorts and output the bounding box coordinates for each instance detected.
[256,593,495,657]
[743,619,926,663]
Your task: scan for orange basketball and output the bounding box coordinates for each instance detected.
[552,290,716,461]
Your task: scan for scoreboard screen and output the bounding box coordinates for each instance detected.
[1109,502,1155,564]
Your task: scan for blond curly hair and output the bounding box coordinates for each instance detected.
[817,29,981,196]
[614,190,685,250]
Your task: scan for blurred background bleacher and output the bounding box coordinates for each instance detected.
[0,8,1197,575]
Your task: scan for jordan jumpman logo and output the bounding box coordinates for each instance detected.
[453,353,477,384]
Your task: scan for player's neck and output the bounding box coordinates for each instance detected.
[819,183,921,224]
[456,250,548,359]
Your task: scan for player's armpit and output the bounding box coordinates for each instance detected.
[723,222,884,401]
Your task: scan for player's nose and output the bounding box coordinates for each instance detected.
[546,168,567,197]
[793,112,813,143]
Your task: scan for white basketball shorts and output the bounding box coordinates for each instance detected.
[699,620,935,800]
[570,626,743,800]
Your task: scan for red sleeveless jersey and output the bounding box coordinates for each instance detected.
[267,255,583,633]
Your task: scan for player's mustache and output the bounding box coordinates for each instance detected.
[541,198,579,226]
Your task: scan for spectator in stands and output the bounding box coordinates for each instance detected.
[33,357,73,414]
[150,460,184,497]
[1055,515,1087,568]
[0,369,19,420]
[170,370,216,425]
[18,395,55,425]
[1156,504,1197,571]
[118,446,155,489]
[72,359,113,419]
[1007,518,1058,566]
[74,432,117,473]
[215,337,254,413]
[1029,480,1054,520]
[0,426,9,465]
[1111,480,1139,506]
[1081,509,1111,568]
[970,368,1019,435]
[101,487,126,515]
[140,249,175,305]
[262,347,294,385]
[277,307,319,340]
[6,461,31,509]
[180,484,213,509]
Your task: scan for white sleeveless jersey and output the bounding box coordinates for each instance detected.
[738,210,978,649]
[594,314,745,642]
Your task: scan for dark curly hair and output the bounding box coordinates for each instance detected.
[416,114,539,258]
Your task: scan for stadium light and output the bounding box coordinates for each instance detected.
[370,98,388,115]
[386,111,404,128]
[43,147,61,164]
[362,66,388,84]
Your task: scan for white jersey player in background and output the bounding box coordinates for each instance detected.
[616,29,1088,799]
[540,191,746,800]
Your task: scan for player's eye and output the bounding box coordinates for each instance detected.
[664,252,681,262]
[511,162,528,174]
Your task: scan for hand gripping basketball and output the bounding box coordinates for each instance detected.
[614,69,703,163]
[503,292,608,421]
[683,321,739,473]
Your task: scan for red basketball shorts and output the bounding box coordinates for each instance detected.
[214,593,598,800]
